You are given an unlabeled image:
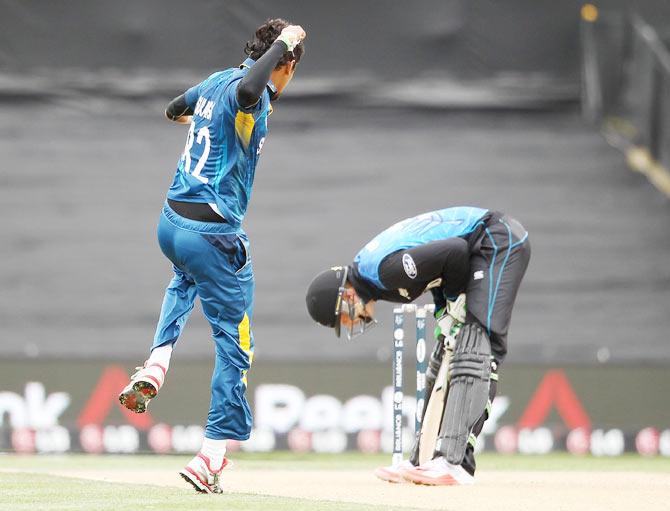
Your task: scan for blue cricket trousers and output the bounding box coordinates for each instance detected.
[152,202,254,441]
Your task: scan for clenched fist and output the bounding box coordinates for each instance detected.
[276,25,306,52]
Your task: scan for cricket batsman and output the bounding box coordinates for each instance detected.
[305,207,530,485]
[118,19,306,493]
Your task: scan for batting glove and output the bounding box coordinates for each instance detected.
[434,293,466,341]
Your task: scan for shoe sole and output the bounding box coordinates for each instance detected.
[373,467,405,484]
[179,469,211,494]
[402,470,459,486]
[118,381,157,413]
[180,468,223,494]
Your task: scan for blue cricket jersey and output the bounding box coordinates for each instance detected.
[167,58,271,227]
[354,207,489,289]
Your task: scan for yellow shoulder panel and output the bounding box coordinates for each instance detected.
[235,111,255,149]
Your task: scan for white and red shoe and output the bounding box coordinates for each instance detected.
[373,459,415,483]
[179,452,228,494]
[118,362,166,413]
[401,456,475,486]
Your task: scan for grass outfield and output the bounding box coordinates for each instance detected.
[0,472,417,511]
[1,452,669,511]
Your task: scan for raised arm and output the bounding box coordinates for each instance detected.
[236,25,306,109]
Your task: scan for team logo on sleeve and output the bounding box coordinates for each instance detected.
[402,253,417,279]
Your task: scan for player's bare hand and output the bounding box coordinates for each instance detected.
[276,25,306,51]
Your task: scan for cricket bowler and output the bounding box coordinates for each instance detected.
[118,19,306,493]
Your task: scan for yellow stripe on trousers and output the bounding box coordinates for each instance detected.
[238,312,253,385]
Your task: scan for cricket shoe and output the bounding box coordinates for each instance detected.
[118,362,166,413]
[401,456,475,486]
[179,453,229,494]
[373,460,415,483]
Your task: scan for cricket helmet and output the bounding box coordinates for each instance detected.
[305,266,348,337]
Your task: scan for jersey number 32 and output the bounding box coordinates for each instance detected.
[181,123,211,184]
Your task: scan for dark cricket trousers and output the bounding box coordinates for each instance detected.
[461,212,531,474]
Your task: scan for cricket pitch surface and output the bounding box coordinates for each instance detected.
[42,463,670,511]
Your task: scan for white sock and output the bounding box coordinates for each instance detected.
[201,437,227,471]
[148,344,173,371]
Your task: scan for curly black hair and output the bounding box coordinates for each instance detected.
[245,18,304,68]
